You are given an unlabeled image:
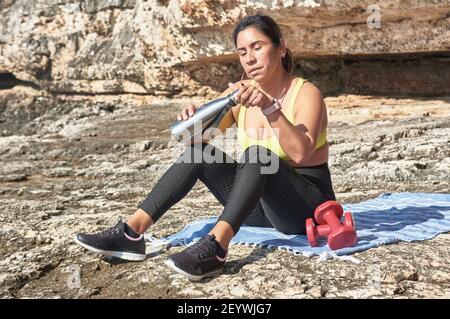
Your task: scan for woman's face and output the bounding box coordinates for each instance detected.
[236,26,284,82]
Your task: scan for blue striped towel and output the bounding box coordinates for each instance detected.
[145,192,450,262]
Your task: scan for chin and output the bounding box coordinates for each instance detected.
[249,72,265,81]
[255,75,270,85]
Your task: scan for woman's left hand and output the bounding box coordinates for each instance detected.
[228,82,273,109]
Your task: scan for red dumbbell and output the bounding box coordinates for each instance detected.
[306,201,357,250]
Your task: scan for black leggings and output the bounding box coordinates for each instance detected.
[138,142,336,235]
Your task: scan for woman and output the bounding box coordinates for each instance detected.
[74,14,335,281]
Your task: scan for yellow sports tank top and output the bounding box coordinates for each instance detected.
[237,77,327,161]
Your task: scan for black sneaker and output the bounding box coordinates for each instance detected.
[165,234,227,281]
[74,218,146,261]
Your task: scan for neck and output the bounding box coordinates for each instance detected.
[257,67,293,99]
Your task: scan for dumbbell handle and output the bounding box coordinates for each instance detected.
[317,212,355,236]
[316,224,331,237]
[322,211,343,231]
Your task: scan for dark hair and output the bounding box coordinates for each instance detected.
[232,14,293,74]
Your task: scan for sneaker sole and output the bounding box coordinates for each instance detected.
[164,259,223,281]
[73,236,146,261]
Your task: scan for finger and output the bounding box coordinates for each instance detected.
[241,79,254,87]
[247,90,262,106]
[182,108,189,120]
[240,86,255,104]
[233,87,246,104]
[177,114,182,121]
[228,82,247,98]
[244,89,257,106]
[188,105,195,116]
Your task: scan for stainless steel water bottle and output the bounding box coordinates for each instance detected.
[170,89,240,143]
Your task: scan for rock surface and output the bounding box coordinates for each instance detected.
[0,86,448,299]
[1,0,450,96]
[1,0,449,300]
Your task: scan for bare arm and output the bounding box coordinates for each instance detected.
[265,82,325,165]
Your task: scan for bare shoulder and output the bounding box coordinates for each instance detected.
[292,80,326,121]
[298,81,324,102]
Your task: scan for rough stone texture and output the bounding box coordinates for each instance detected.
[0,86,448,298]
[1,0,449,300]
[1,0,450,96]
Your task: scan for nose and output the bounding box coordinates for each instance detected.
[245,50,256,65]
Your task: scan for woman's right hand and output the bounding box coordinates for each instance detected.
[177,104,196,121]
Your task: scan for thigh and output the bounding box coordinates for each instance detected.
[202,158,272,228]
[196,143,273,228]
[260,160,330,234]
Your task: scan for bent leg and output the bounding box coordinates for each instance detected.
[137,143,207,223]
[136,142,269,225]
[259,161,332,235]
[217,145,332,235]
[216,145,275,234]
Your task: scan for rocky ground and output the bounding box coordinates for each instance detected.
[0,86,449,299]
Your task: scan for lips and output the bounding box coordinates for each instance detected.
[248,67,261,74]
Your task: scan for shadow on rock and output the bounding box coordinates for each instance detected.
[223,247,270,276]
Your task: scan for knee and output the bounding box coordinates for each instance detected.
[239,145,280,174]
[177,142,231,168]
[240,145,273,165]
[177,142,209,164]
